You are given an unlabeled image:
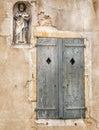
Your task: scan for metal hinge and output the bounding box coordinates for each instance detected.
[66,107,87,110]
[65,44,85,47]
[36,43,56,47]
[35,108,56,111]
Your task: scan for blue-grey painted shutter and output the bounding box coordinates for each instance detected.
[37,38,85,119]
[37,38,59,119]
[62,38,85,119]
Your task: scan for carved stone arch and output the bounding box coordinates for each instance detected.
[13,1,32,45]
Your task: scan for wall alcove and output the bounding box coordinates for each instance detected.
[13,1,32,45]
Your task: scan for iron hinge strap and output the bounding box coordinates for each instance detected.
[65,44,85,47]
[35,44,56,47]
[66,107,87,110]
[35,108,56,111]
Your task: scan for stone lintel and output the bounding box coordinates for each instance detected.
[33,27,86,39]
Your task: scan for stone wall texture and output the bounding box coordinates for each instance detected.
[0,0,99,130]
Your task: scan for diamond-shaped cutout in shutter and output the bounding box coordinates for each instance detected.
[46,58,51,64]
[70,58,75,65]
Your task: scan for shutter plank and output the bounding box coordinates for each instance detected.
[62,38,85,119]
[37,38,59,119]
[58,39,64,118]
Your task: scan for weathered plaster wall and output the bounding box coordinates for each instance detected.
[0,0,99,130]
[37,0,97,31]
[0,1,34,130]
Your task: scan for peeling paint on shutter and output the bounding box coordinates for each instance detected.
[37,38,59,119]
[37,38,85,119]
[62,38,85,119]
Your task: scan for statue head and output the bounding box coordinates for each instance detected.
[18,3,26,12]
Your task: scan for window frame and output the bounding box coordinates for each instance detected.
[36,37,89,120]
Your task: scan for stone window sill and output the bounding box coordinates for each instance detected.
[35,119,86,126]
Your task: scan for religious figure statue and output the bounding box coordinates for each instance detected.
[14,3,30,44]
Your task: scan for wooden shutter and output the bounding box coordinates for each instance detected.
[37,38,85,119]
[37,38,59,119]
[62,38,85,119]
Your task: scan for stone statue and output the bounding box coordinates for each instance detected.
[14,3,30,44]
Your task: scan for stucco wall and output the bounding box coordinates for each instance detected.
[0,0,99,130]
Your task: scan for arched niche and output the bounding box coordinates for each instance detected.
[13,1,32,45]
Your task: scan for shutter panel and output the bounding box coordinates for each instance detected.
[37,38,59,119]
[62,38,85,119]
